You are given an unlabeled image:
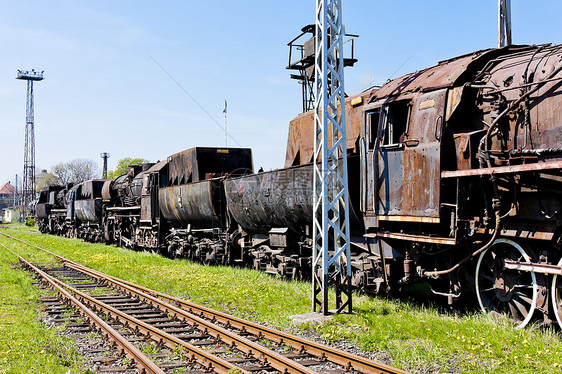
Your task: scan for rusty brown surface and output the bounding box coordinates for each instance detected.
[373,90,445,219]
[159,179,223,228]
[224,164,314,234]
[80,180,107,199]
[370,231,456,245]
[442,159,562,178]
[74,199,102,223]
[473,45,562,153]
[168,147,253,186]
[139,161,167,222]
[368,48,499,105]
[284,90,371,168]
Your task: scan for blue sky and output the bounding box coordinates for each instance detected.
[1,0,561,186]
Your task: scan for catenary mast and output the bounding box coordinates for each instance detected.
[312,0,352,315]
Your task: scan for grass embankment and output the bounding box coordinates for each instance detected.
[1,223,561,373]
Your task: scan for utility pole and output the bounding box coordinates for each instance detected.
[16,69,43,220]
[499,0,512,47]
[14,174,18,208]
[312,0,352,315]
[100,152,110,179]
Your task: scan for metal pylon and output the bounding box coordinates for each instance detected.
[499,0,512,47]
[17,69,43,219]
[312,0,352,315]
[23,80,36,218]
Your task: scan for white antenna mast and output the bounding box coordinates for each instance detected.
[498,0,512,47]
[223,100,228,147]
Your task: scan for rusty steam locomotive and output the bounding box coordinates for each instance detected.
[36,43,562,329]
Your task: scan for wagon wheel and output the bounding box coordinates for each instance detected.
[551,258,562,329]
[475,239,538,329]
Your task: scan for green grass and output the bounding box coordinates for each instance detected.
[1,223,562,373]
[0,231,83,373]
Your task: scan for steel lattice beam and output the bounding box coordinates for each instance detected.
[17,69,43,220]
[312,0,352,315]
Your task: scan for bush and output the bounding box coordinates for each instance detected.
[25,217,36,227]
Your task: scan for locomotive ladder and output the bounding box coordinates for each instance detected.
[312,0,352,315]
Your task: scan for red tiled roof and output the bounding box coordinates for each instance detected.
[0,182,15,194]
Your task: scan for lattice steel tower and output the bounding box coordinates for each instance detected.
[100,152,110,179]
[16,69,44,219]
[312,0,352,315]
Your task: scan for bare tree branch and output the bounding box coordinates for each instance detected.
[51,159,100,185]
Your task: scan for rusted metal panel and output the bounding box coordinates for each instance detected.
[378,215,440,223]
[159,180,223,228]
[75,199,102,223]
[472,45,562,152]
[376,148,405,216]
[168,147,253,185]
[80,180,107,199]
[224,164,313,234]
[442,160,562,178]
[374,231,456,245]
[225,158,363,236]
[375,89,445,218]
[284,91,370,168]
[35,203,49,219]
[101,180,112,202]
[66,185,79,220]
[140,174,155,222]
[140,160,167,222]
[369,48,507,104]
[452,130,485,171]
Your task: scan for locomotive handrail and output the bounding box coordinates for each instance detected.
[441,160,562,178]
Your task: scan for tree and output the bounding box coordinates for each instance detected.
[35,169,62,191]
[51,159,100,185]
[107,157,151,179]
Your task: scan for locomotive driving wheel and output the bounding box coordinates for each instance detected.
[475,239,538,329]
[551,258,562,329]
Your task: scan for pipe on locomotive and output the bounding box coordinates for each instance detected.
[482,63,562,165]
[423,208,501,278]
[435,61,562,280]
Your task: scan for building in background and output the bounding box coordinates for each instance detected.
[0,182,15,209]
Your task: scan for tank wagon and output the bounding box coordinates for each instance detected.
[36,43,562,329]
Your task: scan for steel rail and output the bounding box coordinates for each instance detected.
[104,270,409,374]
[65,262,317,374]
[62,258,407,374]
[39,263,242,374]
[0,233,313,373]
[1,232,408,374]
[0,243,165,374]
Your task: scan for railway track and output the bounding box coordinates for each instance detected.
[0,231,408,374]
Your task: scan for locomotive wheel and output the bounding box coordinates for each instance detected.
[551,258,562,329]
[475,239,538,329]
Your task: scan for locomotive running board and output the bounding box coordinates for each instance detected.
[441,160,562,178]
[504,260,562,275]
[365,231,456,245]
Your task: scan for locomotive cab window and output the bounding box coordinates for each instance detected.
[382,100,411,147]
[366,109,381,149]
